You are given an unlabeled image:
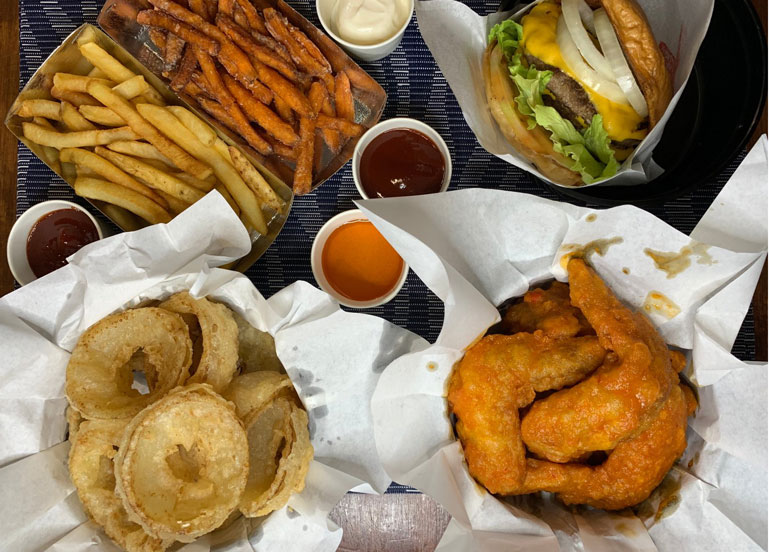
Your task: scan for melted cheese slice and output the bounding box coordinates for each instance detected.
[521,2,647,143]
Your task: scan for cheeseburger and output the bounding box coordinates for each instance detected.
[484,0,673,185]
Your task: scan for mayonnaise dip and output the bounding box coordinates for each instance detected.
[330,0,411,45]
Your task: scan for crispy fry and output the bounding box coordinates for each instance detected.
[221,72,299,146]
[215,182,240,214]
[149,28,168,52]
[106,140,177,168]
[344,66,383,94]
[170,47,198,92]
[78,105,125,126]
[53,73,114,94]
[167,105,217,146]
[217,15,301,84]
[249,57,312,116]
[288,25,331,73]
[78,42,166,105]
[228,146,283,211]
[294,117,315,195]
[95,146,205,204]
[157,189,192,215]
[263,8,327,77]
[218,0,235,16]
[60,147,169,209]
[232,2,250,29]
[165,34,186,67]
[316,113,364,137]
[74,176,172,224]
[99,203,145,231]
[22,122,139,148]
[213,138,232,161]
[30,117,62,174]
[188,0,209,20]
[87,67,110,79]
[194,48,273,155]
[50,87,100,107]
[265,136,298,161]
[18,99,62,120]
[233,0,264,33]
[60,101,97,132]
[111,75,151,100]
[136,10,220,56]
[308,81,341,153]
[334,71,355,122]
[86,81,212,179]
[174,171,216,192]
[272,94,294,125]
[134,102,267,233]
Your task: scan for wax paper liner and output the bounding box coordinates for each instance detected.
[0,191,427,552]
[365,137,768,551]
[414,0,714,188]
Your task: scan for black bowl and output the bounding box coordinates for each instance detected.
[501,0,767,208]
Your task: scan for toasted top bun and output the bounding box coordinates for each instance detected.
[593,0,674,127]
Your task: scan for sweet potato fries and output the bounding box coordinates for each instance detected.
[139,0,368,194]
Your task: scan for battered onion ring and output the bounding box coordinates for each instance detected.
[223,371,295,419]
[114,384,249,542]
[231,311,284,374]
[241,400,313,517]
[66,308,192,420]
[69,419,168,552]
[159,292,239,392]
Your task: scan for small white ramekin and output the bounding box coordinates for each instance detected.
[352,117,452,199]
[316,0,414,62]
[7,200,104,286]
[311,209,408,308]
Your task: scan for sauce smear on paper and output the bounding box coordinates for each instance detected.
[321,220,404,302]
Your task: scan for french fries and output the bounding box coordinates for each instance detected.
[75,176,171,225]
[23,122,139,148]
[87,81,212,180]
[60,147,169,209]
[16,24,299,239]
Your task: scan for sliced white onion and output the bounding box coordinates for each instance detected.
[555,14,630,106]
[576,0,596,34]
[562,0,615,81]
[594,8,649,118]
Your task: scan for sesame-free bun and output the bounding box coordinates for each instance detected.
[592,0,674,127]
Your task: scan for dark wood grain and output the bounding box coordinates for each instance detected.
[0,0,18,295]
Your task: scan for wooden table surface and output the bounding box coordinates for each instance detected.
[0,1,765,550]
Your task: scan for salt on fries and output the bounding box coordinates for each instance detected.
[16,29,283,233]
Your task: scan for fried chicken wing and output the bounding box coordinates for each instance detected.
[513,384,696,510]
[448,332,606,494]
[500,281,593,338]
[520,259,679,463]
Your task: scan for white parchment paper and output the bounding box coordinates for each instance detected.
[365,137,768,551]
[0,191,427,552]
[415,0,714,187]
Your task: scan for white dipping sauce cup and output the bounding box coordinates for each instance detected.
[7,200,104,286]
[316,0,414,62]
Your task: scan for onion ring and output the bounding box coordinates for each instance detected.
[114,384,249,542]
[69,419,169,552]
[241,400,313,517]
[159,292,239,392]
[223,371,295,419]
[66,308,192,420]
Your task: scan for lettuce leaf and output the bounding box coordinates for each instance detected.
[487,20,619,184]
